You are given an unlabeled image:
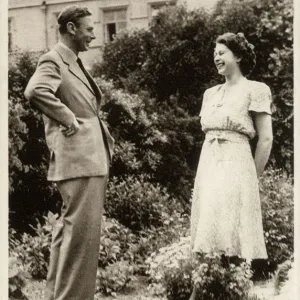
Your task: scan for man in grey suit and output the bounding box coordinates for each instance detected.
[24,5,114,300]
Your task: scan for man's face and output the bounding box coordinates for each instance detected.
[73,15,95,52]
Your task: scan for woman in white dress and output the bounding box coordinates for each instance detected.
[189,32,273,299]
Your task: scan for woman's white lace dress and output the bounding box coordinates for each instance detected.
[191,78,272,260]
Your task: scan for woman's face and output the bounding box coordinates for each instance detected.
[214,43,241,76]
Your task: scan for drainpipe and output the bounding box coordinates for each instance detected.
[41,1,49,50]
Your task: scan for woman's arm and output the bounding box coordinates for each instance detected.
[252,112,273,178]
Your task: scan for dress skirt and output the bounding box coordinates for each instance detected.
[190,130,268,260]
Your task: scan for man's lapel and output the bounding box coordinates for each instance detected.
[84,68,103,108]
[54,43,95,96]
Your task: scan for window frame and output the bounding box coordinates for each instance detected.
[101,6,128,43]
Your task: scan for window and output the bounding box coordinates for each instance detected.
[103,9,127,42]
[8,18,12,52]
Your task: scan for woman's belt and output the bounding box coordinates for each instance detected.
[204,130,249,163]
[205,130,249,144]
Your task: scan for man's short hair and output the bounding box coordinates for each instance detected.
[57,5,92,34]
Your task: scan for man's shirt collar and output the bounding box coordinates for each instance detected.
[57,42,78,62]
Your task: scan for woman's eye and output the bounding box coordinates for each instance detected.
[214,52,224,57]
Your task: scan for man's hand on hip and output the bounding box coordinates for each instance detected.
[61,119,80,137]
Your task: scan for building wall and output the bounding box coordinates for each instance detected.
[8,0,218,68]
[9,5,47,52]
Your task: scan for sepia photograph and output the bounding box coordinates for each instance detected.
[2,0,298,299]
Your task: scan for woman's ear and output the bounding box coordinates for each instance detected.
[236,56,242,63]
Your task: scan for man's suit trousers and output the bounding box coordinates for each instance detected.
[45,175,108,300]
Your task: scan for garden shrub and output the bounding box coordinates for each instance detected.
[93,30,151,94]
[99,216,139,268]
[96,78,169,178]
[105,174,178,232]
[146,238,254,300]
[9,211,58,279]
[9,257,31,300]
[255,169,294,276]
[146,237,193,298]
[9,51,60,233]
[97,78,204,206]
[94,6,215,106]
[129,210,190,275]
[96,260,136,297]
[192,253,253,300]
[148,97,203,205]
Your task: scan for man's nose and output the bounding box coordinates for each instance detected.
[91,33,96,40]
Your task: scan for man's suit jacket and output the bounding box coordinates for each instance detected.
[24,42,115,181]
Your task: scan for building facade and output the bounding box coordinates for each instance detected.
[8,0,218,67]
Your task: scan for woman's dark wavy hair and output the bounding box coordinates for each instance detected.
[57,5,92,34]
[216,32,256,76]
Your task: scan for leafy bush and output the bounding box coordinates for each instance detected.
[96,78,169,178]
[99,216,139,268]
[105,174,178,231]
[146,238,254,300]
[94,30,151,94]
[94,6,215,105]
[258,169,294,274]
[96,260,136,297]
[9,51,60,233]
[9,212,58,279]
[146,237,192,298]
[9,257,31,300]
[129,210,190,275]
[97,77,203,206]
[147,97,203,204]
[192,254,253,300]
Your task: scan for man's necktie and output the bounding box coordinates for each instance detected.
[77,57,100,109]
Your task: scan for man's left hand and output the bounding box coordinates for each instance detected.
[61,119,80,137]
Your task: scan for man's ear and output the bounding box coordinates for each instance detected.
[66,22,77,36]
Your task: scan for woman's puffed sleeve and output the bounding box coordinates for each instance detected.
[199,90,208,117]
[248,83,272,115]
